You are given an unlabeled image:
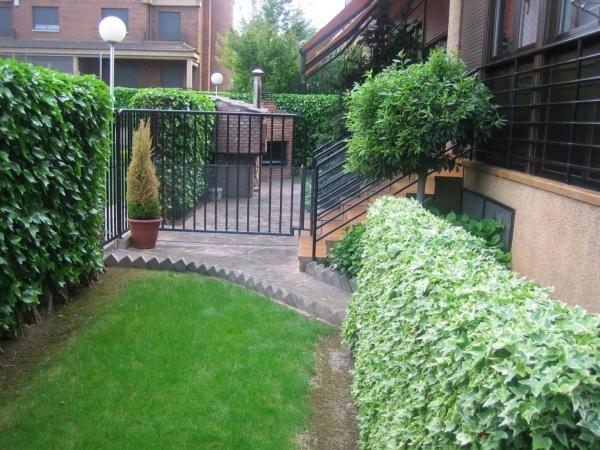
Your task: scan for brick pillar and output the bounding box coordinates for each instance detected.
[447,0,463,52]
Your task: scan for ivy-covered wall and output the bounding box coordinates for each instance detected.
[0,59,112,335]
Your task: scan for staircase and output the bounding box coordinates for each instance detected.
[298,137,467,270]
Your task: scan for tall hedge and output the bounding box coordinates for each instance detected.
[0,59,112,335]
[128,89,215,221]
[344,197,600,449]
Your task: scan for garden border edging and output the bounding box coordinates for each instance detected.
[305,261,356,294]
[103,253,345,326]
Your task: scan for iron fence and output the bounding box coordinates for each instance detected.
[103,109,308,243]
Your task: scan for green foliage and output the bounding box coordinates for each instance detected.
[219,0,313,93]
[346,50,504,198]
[0,58,111,335]
[445,211,512,265]
[306,45,368,94]
[329,223,366,279]
[126,120,161,220]
[129,89,215,221]
[344,197,600,449]
[113,87,139,109]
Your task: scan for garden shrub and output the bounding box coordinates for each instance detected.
[329,222,366,279]
[344,196,600,449]
[0,59,111,335]
[129,89,215,221]
[114,87,139,109]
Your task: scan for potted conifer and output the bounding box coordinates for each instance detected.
[127,119,162,249]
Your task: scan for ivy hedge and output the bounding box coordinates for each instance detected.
[128,89,215,221]
[0,59,112,335]
[344,197,600,449]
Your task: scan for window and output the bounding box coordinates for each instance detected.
[32,6,59,32]
[101,8,128,27]
[159,12,181,40]
[161,64,183,88]
[558,0,599,34]
[263,142,287,166]
[0,7,11,37]
[492,0,540,56]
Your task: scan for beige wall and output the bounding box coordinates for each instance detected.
[463,162,600,312]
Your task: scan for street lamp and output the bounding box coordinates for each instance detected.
[211,72,224,95]
[98,16,127,98]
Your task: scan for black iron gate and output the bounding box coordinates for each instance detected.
[104,109,309,243]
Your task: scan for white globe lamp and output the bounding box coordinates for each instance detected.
[98,16,127,99]
[211,72,224,95]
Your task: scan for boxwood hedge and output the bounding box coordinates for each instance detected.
[0,59,111,335]
[128,89,215,221]
[344,197,600,449]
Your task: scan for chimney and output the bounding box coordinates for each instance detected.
[252,68,264,109]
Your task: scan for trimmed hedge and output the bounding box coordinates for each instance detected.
[0,59,112,335]
[344,197,600,449]
[128,89,215,221]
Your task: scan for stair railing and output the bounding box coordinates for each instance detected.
[310,141,471,259]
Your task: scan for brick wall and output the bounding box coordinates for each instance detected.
[11,0,149,42]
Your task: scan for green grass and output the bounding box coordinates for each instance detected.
[0,271,330,449]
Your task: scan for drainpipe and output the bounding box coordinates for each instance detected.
[252,68,264,109]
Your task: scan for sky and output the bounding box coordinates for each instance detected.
[233,0,347,30]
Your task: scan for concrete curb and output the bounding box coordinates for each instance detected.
[305,261,356,294]
[104,253,345,327]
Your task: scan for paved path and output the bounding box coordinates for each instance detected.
[104,232,350,325]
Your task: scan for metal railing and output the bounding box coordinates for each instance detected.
[309,141,468,259]
[476,30,600,191]
[144,32,187,42]
[103,108,308,243]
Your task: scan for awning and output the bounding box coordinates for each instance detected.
[300,0,379,77]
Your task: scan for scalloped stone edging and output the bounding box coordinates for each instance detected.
[104,253,346,326]
[305,261,356,294]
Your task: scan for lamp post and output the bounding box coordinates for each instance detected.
[211,72,224,95]
[98,16,127,98]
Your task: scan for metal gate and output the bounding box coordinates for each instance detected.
[104,109,309,243]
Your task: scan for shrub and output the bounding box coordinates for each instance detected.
[0,59,111,335]
[114,87,139,109]
[129,89,216,220]
[346,50,504,201]
[127,120,161,220]
[344,197,600,449]
[329,223,366,279]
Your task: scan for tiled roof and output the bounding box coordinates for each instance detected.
[0,39,197,53]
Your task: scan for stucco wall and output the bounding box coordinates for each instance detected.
[463,161,600,312]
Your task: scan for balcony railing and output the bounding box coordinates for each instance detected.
[475,30,600,192]
[144,32,187,42]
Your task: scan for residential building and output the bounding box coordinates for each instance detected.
[302,0,600,311]
[0,0,233,90]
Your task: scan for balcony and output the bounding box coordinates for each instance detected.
[144,32,187,42]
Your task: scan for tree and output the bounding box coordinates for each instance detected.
[220,0,314,93]
[345,50,505,202]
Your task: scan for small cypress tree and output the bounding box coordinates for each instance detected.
[127,120,161,220]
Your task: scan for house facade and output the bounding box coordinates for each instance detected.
[0,0,233,90]
[302,0,600,310]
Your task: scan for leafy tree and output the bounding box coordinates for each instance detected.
[346,50,504,202]
[306,45,368,94]
[220,0,314,93]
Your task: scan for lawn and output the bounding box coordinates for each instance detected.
[0,270,331,449]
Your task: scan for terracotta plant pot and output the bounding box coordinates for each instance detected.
[128,218,162,249]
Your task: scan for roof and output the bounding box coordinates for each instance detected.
[0,39,197,54]
[300,0,379,77]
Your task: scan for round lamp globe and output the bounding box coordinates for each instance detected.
[99,16,127,43]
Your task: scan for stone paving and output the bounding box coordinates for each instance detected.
[104,232,350,326]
